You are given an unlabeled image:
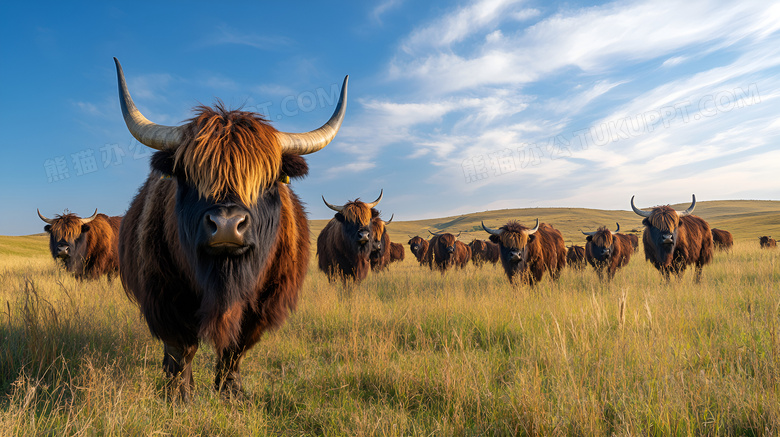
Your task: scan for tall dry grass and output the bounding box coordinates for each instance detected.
[1,241,778,435]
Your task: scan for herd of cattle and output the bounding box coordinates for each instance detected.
[33,59,777,401]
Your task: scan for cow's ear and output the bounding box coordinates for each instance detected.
[150,150,176,177]
[371,208,380,218]
[44,225,51,233]
[81,224,91,234]
[489,235,500,244]
[642,218,650,226]
[281,154,309,179]
[528,234,536,243]
[586,236,593,242]
[335,212,345,223]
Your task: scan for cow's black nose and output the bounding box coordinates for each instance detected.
[205,208,249,247]
[358,230,370,244]
[57,244,69,257]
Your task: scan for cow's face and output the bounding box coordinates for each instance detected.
[490,229,533,272]
[408,236,424,253]
[436,234,457,260]
[642,206,680,266]
[42,214,89,262]
[370,217,386,252]
[334,202,374,251]
[586,228,615,263]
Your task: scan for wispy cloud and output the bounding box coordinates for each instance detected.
[199,25,295,50]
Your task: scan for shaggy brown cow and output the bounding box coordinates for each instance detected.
[632,195,713,281]
[566,245,586,269]
[582,223,633,280]
[711,228,733,251]
[424,231,471,272]
[317,192,383,282]
[759,236,777,248]
[114,58,348,400]
[408,236,429,265]
[468,239,500,267]
[482,219,566,285]
[38,209,121,280]
[389,242,405,263]
[369,213,394,272]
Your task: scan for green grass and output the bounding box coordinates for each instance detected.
[2,202,780,435]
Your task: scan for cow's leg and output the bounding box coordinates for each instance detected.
[215,346,247,397]
[694,264,703,283]
[163,342,198,402]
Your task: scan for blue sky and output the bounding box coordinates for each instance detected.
[2,0,779,236]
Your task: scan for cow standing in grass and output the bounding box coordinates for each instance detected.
[317,192,383,282]
[38,209,121,280]
[566,245,586,269]
[469,239,500,267]
[582,223,633,280]
[482,219,566,285]
[759,236,777,248]
[407,236,429,265]
[114,58,348,400]
[711,229,733,251]
[389,242,405,263]
[631,195,713,282]
[424,231,471,272]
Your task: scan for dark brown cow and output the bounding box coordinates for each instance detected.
[389,242,405,263]
[38,209,121,280]
[759,236,777,248]
[317,192,383,282]
[482,219,566,285]
[711,228,733,251]
[582,223,633,280]
[407,236,429,265]
[114,58,348,400]
[626,234,640,252]
[468,239,500,267]
[632,195,713,282]
[369,213,393,272]
[424,231,471,272]
[566,245,586,269]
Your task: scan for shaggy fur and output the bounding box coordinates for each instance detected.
[626,234,640,252]
[407,236,429,265]
[566,245,586,269]
[641,207,713,281]
[584,228,633,280]
[389,242,405,263]
[316,200,377,283]
[759,236,777,248]
[43,212,121,280]
[468,239,500,267]
[487,221,566,286]
[424,233,471,272]
[369,214,392,272]
[120,105,312,401]
[711,229,733,251]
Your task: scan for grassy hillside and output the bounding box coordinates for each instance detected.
[310,199,780,247]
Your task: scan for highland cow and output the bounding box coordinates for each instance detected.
[317,192,383,282]
[38,209,121,280]
[369,213,394,272]
[711,228,733,251]
[114,58,348,400]
[407,236,429,265]
[389,242,405,263]
[566,245,587,269]
[582,223,633,280]
[424,231,471,272]
[631,195,713,281]
[759,236,777,248]
[482,219,566,285]
[468,239,500,267]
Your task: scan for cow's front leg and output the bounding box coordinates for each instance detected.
[163,342,198,402]
[215,346,247,397]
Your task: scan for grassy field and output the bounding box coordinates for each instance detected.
[2,201,779,435]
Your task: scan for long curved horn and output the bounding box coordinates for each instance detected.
[481,221,502,236]
[631,196,652,218]
[276,75,348,155]
[526,218,540,235]
[114,58,184,151]
[581,229,597,236]
[80,209,99,225]
[678,194,696,217]
[322,195,344,212]
[365,189,383,209]
[428,230,442,236]
[614,222,620,233]
[385,214,394,225]
[37,209,55,225]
